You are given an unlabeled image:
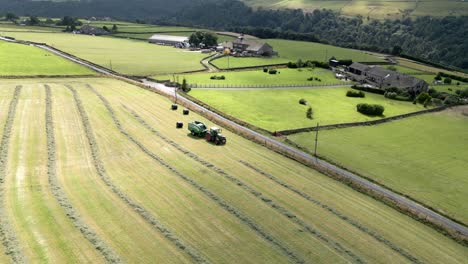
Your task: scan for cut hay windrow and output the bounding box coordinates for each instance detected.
[88,85,306,264]
[45,85,122,264]
[122,105,365,264]
[0,85,26,263]
[238,161,422,264]
[66,85,209,264]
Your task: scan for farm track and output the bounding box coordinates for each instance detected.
[87,85,307,264]
[66,85,209,264]
[238,161,422,264]
[0,85,26,263]
[45,85,122,263]
[120,103,365,264]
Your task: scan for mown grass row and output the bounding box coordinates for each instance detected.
[238,160,422,264]
[0,85,26,263]
[121,104,364,264]
[88,85,306,264]
[66,85,209,264]
[45,85,122,263]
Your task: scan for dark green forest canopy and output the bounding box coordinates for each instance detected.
[1,0,467,70]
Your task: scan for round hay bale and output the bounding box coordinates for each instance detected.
[183,109,190,115]
[171,104,178,110]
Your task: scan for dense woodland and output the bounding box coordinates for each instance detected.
[1,0,467,69]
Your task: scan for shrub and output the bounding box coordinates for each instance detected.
[443,77,452,84]
[356,103,385,116]
[210,75,216,80]
[210,75,225,80]
[219,75,225,80]
[347,90,365,98]
[444,95,460,105]
[263,68,268,73]
[307,77,314,81]
[269,69,277,74]
[299,98,307,105]
[416,92,431,104]
[431,98,443,106]
[434,74,442,81]
[306,107,313,119]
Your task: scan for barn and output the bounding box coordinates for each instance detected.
[148,34,189,47]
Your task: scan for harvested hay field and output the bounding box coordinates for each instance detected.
[0,77,466,263]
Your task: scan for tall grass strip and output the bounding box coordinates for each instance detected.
[66,85,209,264]
[0,85,26,263]
[45,85,122,263]
[88,85,306,264]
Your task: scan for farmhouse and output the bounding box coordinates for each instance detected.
[223,35,276,57]
[148,34,189,47]
[347,62,428,94]
[78,25,110,36]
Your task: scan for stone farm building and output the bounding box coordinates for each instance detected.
[347,62,428,94]
[78,25,110,36]
[222,36,276,57]
[148,34,189,47]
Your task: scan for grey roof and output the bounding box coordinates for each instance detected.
[349,62,371,72]
[149,34,188,43]
[367,67,425,88]
[233,38,269,52]
[79,25,109,35]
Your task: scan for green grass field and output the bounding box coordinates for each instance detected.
[288,106,468,225]
[0,41,95,76]
[0,32,209,75]
[242,0,468,19]
[190,87,424,131]
[156,68,342,86]
[212,39,385,69]
[0,77,467,263]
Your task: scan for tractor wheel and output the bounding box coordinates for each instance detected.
[191,131,196,136]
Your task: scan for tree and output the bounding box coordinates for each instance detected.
[103,26,110,32]
[189,31,218,47]
[434,74,442,81]
[112,24,118,32]
[57,16,82,27]
[181,78,191,93]
[416,92,431,104]
[306,107,313,119]
[27,16,40,26]
[5,13,18,21]
[443,77,452,84]
[391,45,402,55]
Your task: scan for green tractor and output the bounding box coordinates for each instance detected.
[188,121,226,145]
[205,127,226,145]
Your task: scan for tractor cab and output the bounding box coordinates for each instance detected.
[206,127,227,145]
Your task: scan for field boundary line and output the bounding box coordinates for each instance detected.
[238,161,422,264]
[0,86,26,263]
[122,105,365,264]
[45,85,122,263]
[66,85,209,264]
[89,86,307,264]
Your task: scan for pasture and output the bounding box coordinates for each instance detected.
[0,32,208,75]
[0,77,466,263]
[156,68,342,86]
[190,87,424,131]
[242,0,468,19]
[0,41,95,76]
[288,106,468,225]
[212,39,385,69]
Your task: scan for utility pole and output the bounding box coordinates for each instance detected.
[314,122,319,159]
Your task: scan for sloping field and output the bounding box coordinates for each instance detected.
[0,77,466,263]
[288,106,468,225]
[242,0,468,19]
[190,87,424,131]
[212,39,384,69]
[0,32,208,76]
[0,41,95,76]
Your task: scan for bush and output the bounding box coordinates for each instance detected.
[307,77,314,81]
[269,69,277,74]
[347,90,365,98]
[263,68,268,73]
[299,98,307,105]
[219,75,225,80]
[431,98,443,106]
[356,103,385,116]
[443,77,452,84]
[210,75,225,80]
[416,92,431,104]
[306,107,313,119]
[444,95,460,105]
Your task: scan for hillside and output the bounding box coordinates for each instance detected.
[242,0,468,19]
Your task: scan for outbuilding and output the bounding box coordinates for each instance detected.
[148,34,189,47]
